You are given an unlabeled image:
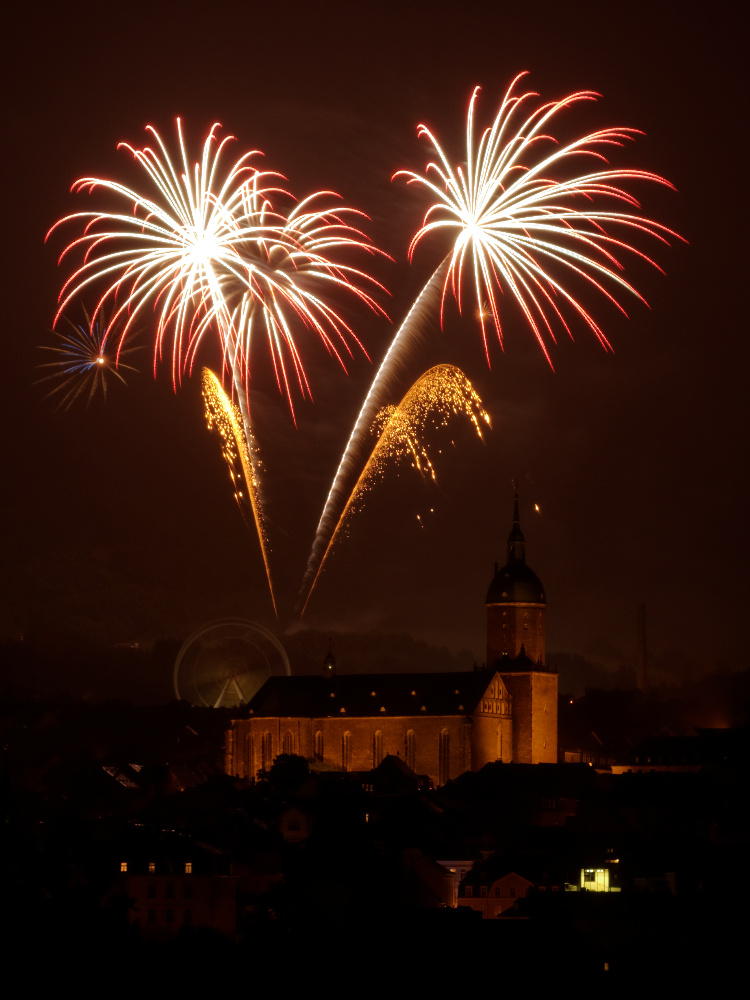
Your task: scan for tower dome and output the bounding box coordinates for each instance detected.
[486,493,546,606]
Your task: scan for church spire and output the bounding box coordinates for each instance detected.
[507,486,526,564]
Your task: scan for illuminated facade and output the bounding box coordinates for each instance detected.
[226,496,557,784]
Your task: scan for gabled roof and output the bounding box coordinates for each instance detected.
[242,671,497,719]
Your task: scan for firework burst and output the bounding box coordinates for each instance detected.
[37,308,138,410]
[47,119,386,422]
[301,364,489,611]
[398,73,680,363]
[302,75,680,606]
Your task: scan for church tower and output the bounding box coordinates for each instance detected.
[486,491,557,763]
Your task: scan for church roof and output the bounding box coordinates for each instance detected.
[242,671,494,719]
[486,490,546,605]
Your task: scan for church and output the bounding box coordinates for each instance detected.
[225,494,558,786]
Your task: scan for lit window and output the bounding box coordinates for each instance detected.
[120,862,128,873]
[148,861,156,874]
[580,868,610,892]
[184,862,192,874]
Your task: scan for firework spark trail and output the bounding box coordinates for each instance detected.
[301,74,680,610]
[202,367,277,616]
[301,364,489,612]
[299,259,448,607]
[37,309,138,410]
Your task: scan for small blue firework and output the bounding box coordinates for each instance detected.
[38,309,139,410]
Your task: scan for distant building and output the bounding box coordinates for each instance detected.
[457,870,535,918]
[120,834,237,940]
[226,493,557,785]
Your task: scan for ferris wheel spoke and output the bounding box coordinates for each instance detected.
[212,676,233,708]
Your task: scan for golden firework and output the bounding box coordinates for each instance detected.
[302,364,489,610]
[202,368,277,616]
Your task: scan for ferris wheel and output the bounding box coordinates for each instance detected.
[173,618,290,708]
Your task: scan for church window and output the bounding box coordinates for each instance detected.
[373,730,384,767]
[342,732,352,772]
[405,730,416,771]
[244,734,254,779]
[314,731,324,762]
[261,732,272,772]
[439,729,450,785]
[283,731,294,755]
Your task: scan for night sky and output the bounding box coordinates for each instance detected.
[3,1,747,689]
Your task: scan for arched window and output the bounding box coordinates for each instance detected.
[283,731,294,755]
[373,730,384,767]
[405,730,416,771]
[261,732,272,772]
[244,733,254,779]
[314,731,324,762]
[342,731,352,772]
[439,729,450,785]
